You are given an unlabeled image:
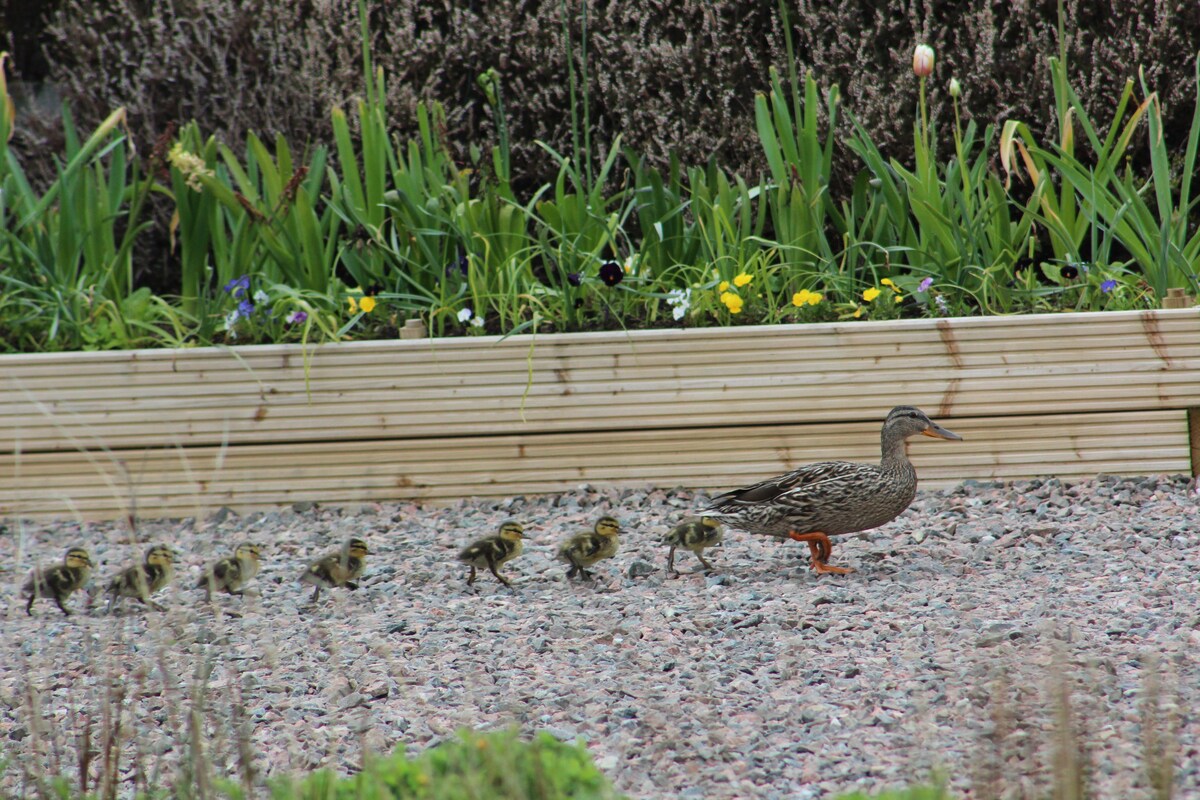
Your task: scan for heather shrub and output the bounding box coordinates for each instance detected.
[18,0,1200,195]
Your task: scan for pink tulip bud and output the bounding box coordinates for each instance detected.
[913,44,935,78]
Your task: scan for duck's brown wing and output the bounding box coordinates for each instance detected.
[707,461,868,507]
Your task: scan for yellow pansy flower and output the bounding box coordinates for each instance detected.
[720,291,744,314]
[893,294,903,304]
[347,296,359,313]
[360,296,377,313]
[791,290,823,307]
[863,287,882,302]
[733,272,753,288]
[718,281,730,293]
[853,305,864,318]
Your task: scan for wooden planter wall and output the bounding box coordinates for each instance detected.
[2,309,1198,521]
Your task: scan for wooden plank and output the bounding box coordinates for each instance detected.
[1189,408,1200,478]
[6,375,1200,453]
[4,311,1197,455]
[2,410,1189,521]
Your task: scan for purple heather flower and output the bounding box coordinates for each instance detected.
[223,275,250,297]
[918,277,934,292]
[599,261,624,287]
[1100,279,1118,293]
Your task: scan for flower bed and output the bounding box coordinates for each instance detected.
[3,309,1197,521]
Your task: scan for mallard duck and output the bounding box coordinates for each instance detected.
[702,406,961,574]
[557,516,621,581]
[458,521,526,587]
[299,537,368,604]
[663,517,724,575]
[22,546,93,616]
[196,542,262,601]
[105,545,176,612]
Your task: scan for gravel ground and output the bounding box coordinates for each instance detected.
[1,474,1198,799]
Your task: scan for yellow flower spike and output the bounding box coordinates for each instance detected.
[718,281,730,293]
[733,272,753,288]
[360,296,377,313]
[347,296,359,313]
[863,287,882,302]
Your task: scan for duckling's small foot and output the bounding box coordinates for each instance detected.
[465,566,478,586]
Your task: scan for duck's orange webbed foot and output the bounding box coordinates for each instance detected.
[788,531,855,575]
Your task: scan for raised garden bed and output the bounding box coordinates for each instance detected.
[3,308,1198,521]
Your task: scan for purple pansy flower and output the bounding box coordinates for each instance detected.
[223,275,250,298]
[599,261,624,287]
[1100,279,1118,293]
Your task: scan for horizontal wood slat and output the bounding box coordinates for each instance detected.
[3,310,1199,452]
[2,309,1197,520]
[1,410,1190,520]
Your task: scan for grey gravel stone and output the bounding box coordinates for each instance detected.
[2,474,1198,799]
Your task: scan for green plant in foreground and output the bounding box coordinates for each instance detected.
[277,727,625,800]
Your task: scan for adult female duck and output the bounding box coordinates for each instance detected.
[702,406,962,574]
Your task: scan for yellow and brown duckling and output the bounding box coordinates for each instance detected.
[196,542,263,601]
[557,516,621,581]
[458,521,526,587]
[105,544,176,613]
[663,517,724,575]
[22,546,93,616]
[299,537,369,604]
[702,405,961,574]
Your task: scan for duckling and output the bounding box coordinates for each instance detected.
[105,545,176,613]
[22,546,93,616]
[196,542,263,602]
[458,521,526,587]
[557,516,621,581]
[299,537,369,604]
[663,517,724,575]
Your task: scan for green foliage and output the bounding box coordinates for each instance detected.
[1,0,1196,355]
[275,728,625,800]
[834,788,949,800]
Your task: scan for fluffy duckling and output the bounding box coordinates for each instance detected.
[22,546,93,616]
[299,537,369,604]
[105,545,176,613]
[557,516,621,581]
[664,517,724,575]
[196,542,263,601]
[458,521,526,587]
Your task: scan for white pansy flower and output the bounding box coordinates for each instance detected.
[457,307,473,323]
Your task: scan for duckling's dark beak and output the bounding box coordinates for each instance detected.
[922,423,962,441]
